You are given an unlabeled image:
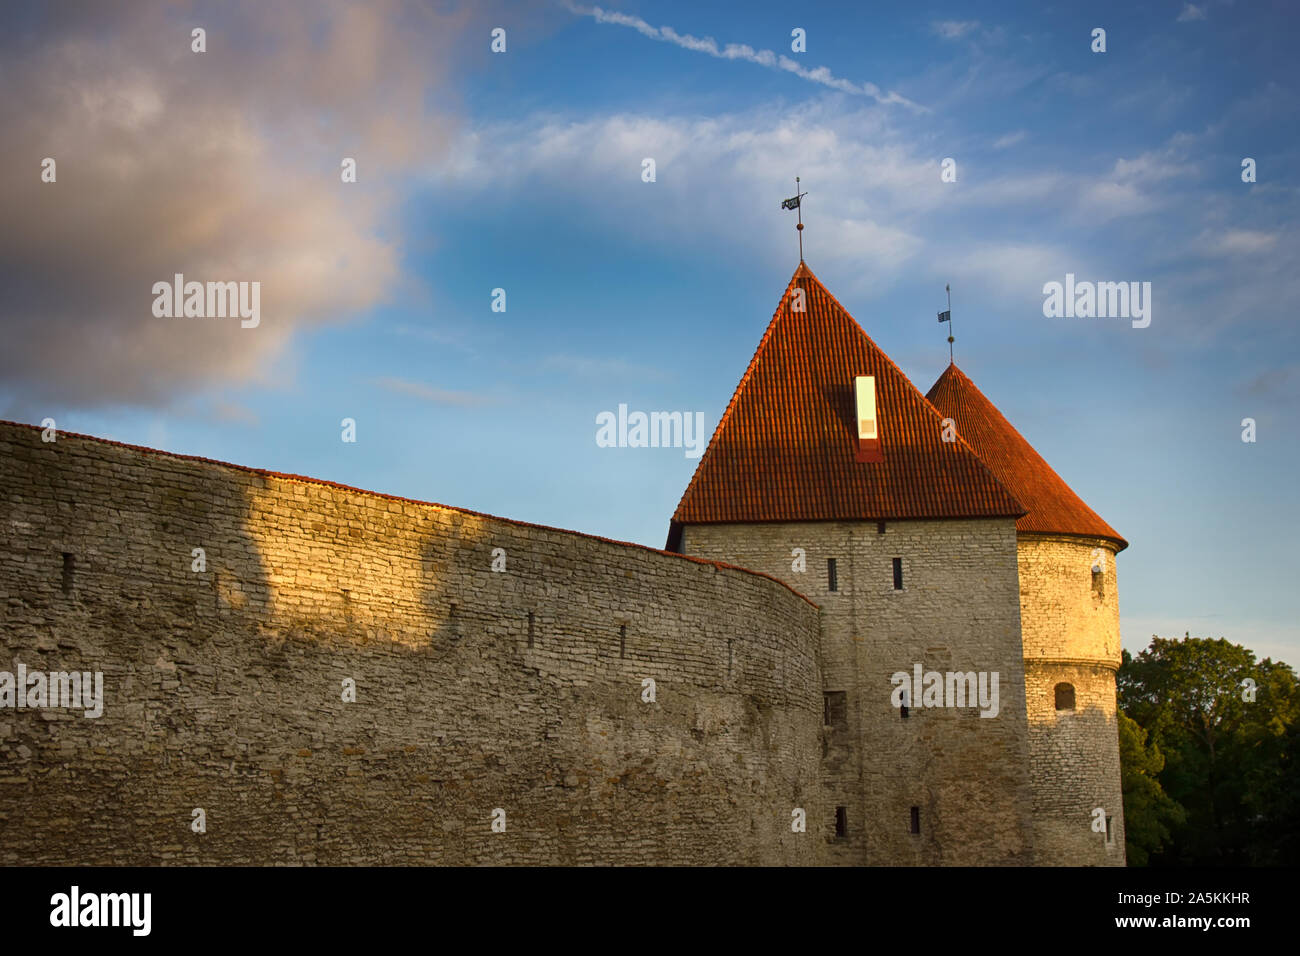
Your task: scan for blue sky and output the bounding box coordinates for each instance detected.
[2,0,1297,661]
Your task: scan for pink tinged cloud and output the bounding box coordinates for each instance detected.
[0,0,486,410]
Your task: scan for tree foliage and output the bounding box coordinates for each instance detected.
[1118,708,1184,865]
[1118,635,1298,865]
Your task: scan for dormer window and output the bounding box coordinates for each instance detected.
[854,376,883,462]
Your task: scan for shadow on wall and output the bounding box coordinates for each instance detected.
[1026,699,1125,865]
[0,430,274,863]
[0,423,823,865]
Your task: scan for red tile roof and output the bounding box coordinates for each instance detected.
[668,262,1025,546]
[925,364,1127,550]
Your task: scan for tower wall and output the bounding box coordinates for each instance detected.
[681,517,1035,865]
[1018,534,1125,866]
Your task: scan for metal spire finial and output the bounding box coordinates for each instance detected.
[781,177,809,261]
[938,284,955,364]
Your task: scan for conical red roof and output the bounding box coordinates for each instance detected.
[926,363,1126,550]
[668,262,1025,547]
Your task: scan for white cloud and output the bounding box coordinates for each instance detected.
[540,355,673,382]
[942,241,1087,297]
[435,104,934,294]
[0,0,481,411]
[372,377,498,407]
[1046,146,1201,224]
[932,20,981,40]
[1111,151,1197,184]
[992,130,1027,150]
[1078,180,1155,221]
[1177,4,1208,22]
[1201,229,1280,257]
[434,104,1239,300]
[565,3,925,111]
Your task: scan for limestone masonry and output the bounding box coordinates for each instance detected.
[0,261,1127,865]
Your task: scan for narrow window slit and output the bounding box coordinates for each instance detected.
[61,553,75,594]
[823,691,847,729]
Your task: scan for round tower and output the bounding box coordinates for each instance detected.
[926,364,1127,865]
[1017,533,1124,865]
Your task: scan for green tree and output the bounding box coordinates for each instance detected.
[1118,708,1184,865]
[1118,636,1299,865]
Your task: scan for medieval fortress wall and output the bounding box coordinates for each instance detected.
[0,421,825,865]
[680,518,1036,866]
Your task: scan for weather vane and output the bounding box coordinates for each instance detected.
[781,177,808,261]
[937,284,954,365]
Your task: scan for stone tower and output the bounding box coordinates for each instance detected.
[667,262,1037,864]
[927,364,1127,866]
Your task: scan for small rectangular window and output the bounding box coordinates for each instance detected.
[823,691,847,729]
[877,521,886,535]
[827,558,838,592]
[892,557,903,590]
[1105,816,1115,844]
[527,611,535,648]
[910,806,920,834]
[900,690,909,719]
[61,553,75,594]
[835,806,848,838]
[619,623,626,658]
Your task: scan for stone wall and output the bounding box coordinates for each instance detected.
[1018,534,1125,865]
[680,517,1035,866]
[1018,535,1122,667]
[1024,661,1125,865]
[0,422,825,865]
